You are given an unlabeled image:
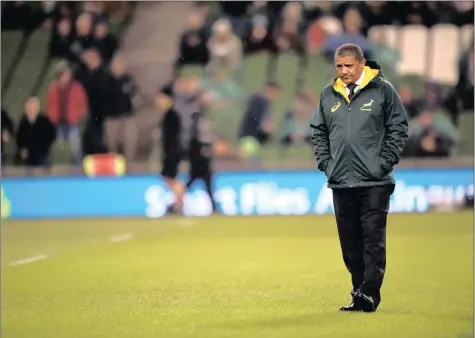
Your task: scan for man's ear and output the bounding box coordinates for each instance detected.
[361,58,366,67]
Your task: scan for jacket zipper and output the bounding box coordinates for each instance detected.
[335,92,354,187]
[334,82,376,187]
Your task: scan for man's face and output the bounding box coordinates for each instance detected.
[25,98,40,121]
[95,23,108,39]
[111,57,125,76]
[58,19,71,37]
[59,70,72,85]
[76,14,91,36]
[335,55,365,85]
[266,87,280,101]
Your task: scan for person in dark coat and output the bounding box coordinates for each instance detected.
[1,108,14,164]
[49,18,73,60]
[311,43,409,313]
[69,13,94,65]
[16,97,56,167]
[93,20,118,64]
[75,48,109,155]
[103,54,137,160]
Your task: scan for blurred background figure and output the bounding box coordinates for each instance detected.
[46,62,87,165]
[278,91,314,148]
[238,81,280,160]
[76,48,109,155]
[16,97,56,170]
[206,18,242,76]
[104,54,137,162]
[1,108,14,164]
[70,13,93,65]
[175,10,209,75]
[93,20,118,64]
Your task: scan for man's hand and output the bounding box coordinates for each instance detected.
[20,148,28,160]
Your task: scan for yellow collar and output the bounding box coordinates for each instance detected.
[333,66,380,103]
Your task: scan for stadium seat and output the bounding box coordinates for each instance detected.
[318,16,343,36]
[460,24,474,50]
[367,25,399,50]
[397,25,429,77]
[428,24,459,85]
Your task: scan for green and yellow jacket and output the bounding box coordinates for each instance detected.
[310,61,409,189]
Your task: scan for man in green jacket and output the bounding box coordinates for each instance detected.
[310,43,409,312]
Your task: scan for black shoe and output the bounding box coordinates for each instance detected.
[339,301,362,312]
[353,291,376,313]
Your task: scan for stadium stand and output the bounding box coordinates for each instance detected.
[1,1,473,174]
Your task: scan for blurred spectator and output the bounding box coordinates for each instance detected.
[306,17,327,54]
[49,18,73,60]
[50,1,76,25]
[83,1,107,24]
[395,2,438,27]
[370,30,400,69]
[76,49,109,155]
[1,108,14,164]
[272,2,308,88]
[444,42,474,126]
[46,62,88,165]
[357,2,392,34]
[419,82,445,112]
[70,13,94,65]
[398,85,420,119]
[104,55,137,161]
[434,1,468,24]
[274,2,306,55]
[200,70,242,110]
[175,10,209,73]
[452,1,474,26]
[16,97,56,167]
[302,2,324,22]
[242,1,277,55]
[323,6,372,60]
[238,81,280,151]
[206,18,242,76]
[278,92,313,147]
[218,1,252,37]
[403,110,459,158]
[93,20,118,64]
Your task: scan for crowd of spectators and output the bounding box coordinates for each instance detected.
[1,1,136,168]
[174,1,474,161]
[1,1,473,170]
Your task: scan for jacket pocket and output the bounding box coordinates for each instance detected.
[326,158,347,185]
[325,160,333,177]
[353,152,383,182]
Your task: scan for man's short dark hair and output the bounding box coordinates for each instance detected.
[335,43,365,61]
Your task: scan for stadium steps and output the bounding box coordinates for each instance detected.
[119,2,196,162]
[2,28,50,122]
[1,30,24,86]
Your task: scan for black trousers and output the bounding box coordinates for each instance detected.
[332,184,395,308]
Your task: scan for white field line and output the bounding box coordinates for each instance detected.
[109,233,134,243]
[10,254,49,266]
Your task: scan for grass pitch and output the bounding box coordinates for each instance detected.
[2,212,473,338]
